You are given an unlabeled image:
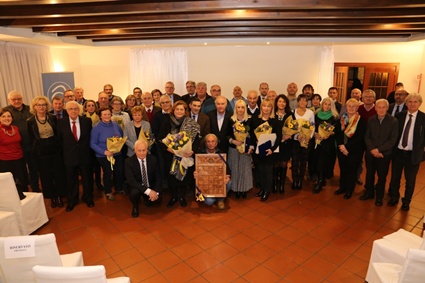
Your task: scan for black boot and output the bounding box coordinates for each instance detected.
[279,167,287,194]
[313,176,323,194]
[272,167,279,194]
[261,192,270,202]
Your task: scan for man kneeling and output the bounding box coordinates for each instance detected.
[194,134,231,209]
[125,140,161,217]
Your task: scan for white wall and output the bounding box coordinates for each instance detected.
[51,42,425,109]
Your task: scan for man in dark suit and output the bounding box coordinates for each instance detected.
[49,96,68,120]
[190,98,210,140]
[181,80,197,104]
[125,140,161,218]
[388,93,425,211]
[57,101,94,211]
[207,96,232,153]
[257,82,269,107]
[141,91,161,123]
[164,81,182,105]
[247,90,260,117]
[360,99,398,206]
[388,89,408,116]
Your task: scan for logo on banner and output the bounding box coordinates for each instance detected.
[47,81,72,99]
[42,72,75,100]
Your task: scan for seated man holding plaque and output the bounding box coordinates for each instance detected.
[125,139,161,218]
[194,134,231,210]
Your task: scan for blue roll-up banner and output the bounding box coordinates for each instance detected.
[41,72,75,100]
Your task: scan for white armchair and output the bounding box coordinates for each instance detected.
[0,211,21,237]
[0,172,49,235]
[365,229,425,282]
[367,248,425,283]
[0,233,84,283]
[32,265,131,283]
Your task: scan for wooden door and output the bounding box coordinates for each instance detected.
[334,66,348,102]
[334,63,399,100]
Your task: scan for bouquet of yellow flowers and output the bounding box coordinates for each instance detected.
[298,119,315,148]
[106,136,128,170]
[162,131,193,181]
[315,121,335,148]
[254,121,272,140]
[233,121,250,154]
[138,129,155,149]
[111,116,124,131]
[85,112,100,127]
[282,116,299,141]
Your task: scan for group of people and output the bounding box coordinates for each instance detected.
[1,80,424,218]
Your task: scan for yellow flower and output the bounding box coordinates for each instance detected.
[288,123,293,129]
[177,147,182,150]
[310,126,314,130]
[179,141,183,145]
[183,137,188,141]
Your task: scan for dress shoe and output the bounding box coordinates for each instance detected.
[260,192,270,202]
[236,192,241,199]
[359,193,374,200]
[334,188,345,195]
[343,192,352,199]
[50,198,57,208]
[254,190,264,197]
[131,207,139,218]
[401,203,410,211]
[167,198,178,208]
[57,197,64,207]
[375,199,383,206]
[387,199,399,206]
[87,202,95,208]
[241,192,247,199]
[179,198,187,208]
[65,204,74,212]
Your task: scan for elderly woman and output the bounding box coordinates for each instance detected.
[110,96,131,130]
[158,100,200,208]
[0,109,27,199]
[291,94,315,190]
[334,98,366,199]
[90,107,125,200]
[226,99,252,199]
[27,96,66,207]
[273,94,294,194]
[311,97,339,193]
[250,98,282,201]
[124,106,151,157]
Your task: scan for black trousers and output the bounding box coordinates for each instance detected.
[337,149,364,194]
[364,153,391,200]
[65,163,94,205]
[389,149,420,204]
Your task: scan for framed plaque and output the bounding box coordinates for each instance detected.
[195,153,227,197]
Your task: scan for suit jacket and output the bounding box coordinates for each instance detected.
[395,110,425,164]
[195,112,210,139]
[169,93,182,105]
[207,110,232,153]
[181,93,197,104]
[57,116,93,166]
[388,103,407,116]
[125,153,161,193]
[27,114,60,155]
[364,114,398,157]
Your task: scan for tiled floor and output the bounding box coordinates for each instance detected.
[36,163,425,283]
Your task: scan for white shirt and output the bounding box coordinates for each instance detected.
[398,111,417,151]
[191,112,198,122]
[391,103,405,116]
[217,112,225,131]
[69,117,80,140]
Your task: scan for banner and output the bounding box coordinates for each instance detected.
[41,72,75,100]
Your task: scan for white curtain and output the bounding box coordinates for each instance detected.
[317,45,334,96]
[130,48,188,95]
[0,41,52,107]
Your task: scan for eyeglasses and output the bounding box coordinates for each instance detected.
[160,101,171,104]
[67,108,79,111]
[10,98,22,101]
[36,104,47,107]
[64,95,74,98]
[211,89,221,92]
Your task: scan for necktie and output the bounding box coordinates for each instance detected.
[192,115,196,121]
[401,114,413,148]
[147,109,152,122]
[72,121,78,141]
[56,113,60,120]
[395,105,400,115]
[141,160,148,188]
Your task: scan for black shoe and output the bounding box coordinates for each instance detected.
[254,190,264,197]
[241,192,247,199]
[57,197,64,207]
[260,192,270,202]
[401,203,410,211]
[343,192,352,199]
[334,188,345,195]
[359,193,374,200]
[51,198,57,208]
[131,207,139,218]
[312,181,323,194]
[387,199,399,206]
[179,198,187,207]
[167,198,178,208]
[375,199,383,206]
[65,204,74,212]
[236,192,241,199]
[87,202,95,208]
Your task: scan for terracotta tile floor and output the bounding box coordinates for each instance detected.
[35,163,425,283]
